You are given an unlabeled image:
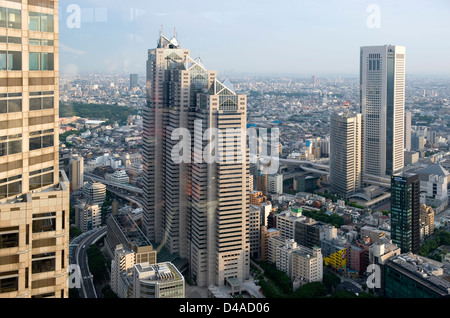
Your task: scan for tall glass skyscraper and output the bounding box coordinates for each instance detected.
[143,30,250,287]
[0,0,70,298]
[390,173,420,254]
[360,45,406,177]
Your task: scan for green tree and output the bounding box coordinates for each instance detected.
[70,226,82,239]
[291,282,327,298]
[322,272,341,293]
[87,244,108,283]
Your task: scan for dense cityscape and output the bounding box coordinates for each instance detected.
[0,0,449,311]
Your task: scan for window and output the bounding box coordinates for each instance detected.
[28,115,54,125]
[0,227,19,249]
[0,176,22,199]
[32,212,56,233]
[0,51,21,70]
[29,129,54,151]
[32,252,56,274]
[0,7,21,29]
[28,0,55,9]
[29,38,53,46]
[29,91,54,110]
[29,12,53,32]
[0,271,18,294]
[29,52,53,71]
[0,134,22,158]
[0,36,21,44]
[0,93,22,113]
[29,167,54,190]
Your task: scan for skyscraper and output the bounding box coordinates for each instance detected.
[329,112,362,199]
[69,155,84,192]
[0,0,70,298]
[143,30,250,287]
[390,173,420,254]
[130,73,138,89]
[405,111,412,151]
[360,45,406,177]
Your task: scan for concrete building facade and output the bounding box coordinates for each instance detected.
[143,31,250,287]
[330,112,362,199]
[0,0,70,298]
[361,45,406,177]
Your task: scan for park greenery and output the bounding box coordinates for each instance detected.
[60,101,139,125]
[302,209,345,228]
[419,229,450,261]
[254,261,367,298]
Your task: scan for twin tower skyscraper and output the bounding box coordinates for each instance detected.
[142,31,250,287]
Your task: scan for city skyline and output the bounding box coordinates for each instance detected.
[59,0,450,76]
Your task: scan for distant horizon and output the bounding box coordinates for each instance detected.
[59,0,450,77]
[59,71,450,80]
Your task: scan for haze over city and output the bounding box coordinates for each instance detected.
[2,0,450,307]
[59,0,450,76]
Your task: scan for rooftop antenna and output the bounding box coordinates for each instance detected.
[174,27,177,39]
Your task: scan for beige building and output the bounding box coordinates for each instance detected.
[69,155,83,192]
[360,225,386,244]
[260,226,280,262]
[0,0,70,298]
[110,244,135,298]
[83,182,106,206]
[291,246,323,283]
[267,235,286,265]
[276,208,306,241]
[249,204,261,259]
[74,202,101,233]
[420,204,435,239]
[143,31,250,287]
[132,262,185,298]
[330,112,362,199]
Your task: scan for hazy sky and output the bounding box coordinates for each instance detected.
[59,0,450,77]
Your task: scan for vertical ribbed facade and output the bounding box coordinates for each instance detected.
[360,45,405,177]
[143,31,250,287]
[0,0,69,298]
[329,112,362,199]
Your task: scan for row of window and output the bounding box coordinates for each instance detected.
[0,131,54,158]
[0,36,54,46]
[0,91,54,114]
[0,169,53,200]
[0,8,53,32]
[0,51,54,71]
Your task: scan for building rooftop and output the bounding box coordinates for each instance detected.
[388,253,450,295]
[135,262,183,283]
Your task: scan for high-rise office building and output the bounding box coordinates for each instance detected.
[143,30,250,287]
[83,182,106,206]
[0,0,70,298]
[360,45,406,177]
[330,112,362,199]
[130,73,138,89]
[390,173,420,254]
[405,111,412,151]
[69,155,84,192]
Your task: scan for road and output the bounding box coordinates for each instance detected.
[70,227,107,298]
